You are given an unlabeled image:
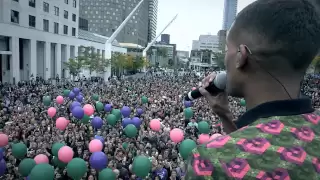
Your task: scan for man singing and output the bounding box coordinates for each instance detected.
[186,0,320,179]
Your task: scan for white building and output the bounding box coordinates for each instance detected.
[191,35,220,52]
[189,49,217,71]
[148,43,175,67]
[0,0,125,83]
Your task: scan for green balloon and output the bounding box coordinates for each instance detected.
[198,121,210,134]
[51,143,65,157]
[29,164,54,180]
[106,114,117,126]
[124,124,138,138]
[122,142,128,150]
[111,109,121,120]
[95,101,104,112]
[92,94,99,101]
[132,156,152,178]
[179,139,197,159]
[82,114,90,124]
[42,96,51,106]
[184,108,193,119]
[67,158,87,180]
[18,158,36,177]
[52,156,67,168]
[63,89,71,97]
[240,99,246,106]
[141,96,148,104]
[12,143,27,159]
[99,168,116,180]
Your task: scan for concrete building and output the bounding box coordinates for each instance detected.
[148,42,176,67]
[218,30,227,51]
[189,49,217,71]
[119,43,144,57]
[0,0,125,83]
[176,50,189,59]
[160,34,170,44]
[191,35,220,52]
[79,0,157,47]
[222,0,237,30]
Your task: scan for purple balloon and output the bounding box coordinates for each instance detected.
[91,116,103,129]
[104,104,112,112]
[69,91,76,99]
[89,152,108,170]
[132,117,141,128]
[76,95,83,103]
[122,118,131,128]
[70,101,81,110]
[73,87,80,95]
[94,135,104,144]
[184,101,192,108]
[136,108,143,116]
[121,106,131,117]
[72,106,84,119]
[0,159,6,176]
[0,148,4,160]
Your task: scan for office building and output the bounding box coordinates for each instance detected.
[79,0,157,47]
[191,35,220,52]
[189,50,217,71]
[218,30,227,51]
[222,0,237,30]
[161,34,170,44]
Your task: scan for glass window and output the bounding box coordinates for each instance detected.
[63,25,68,35]
[54,6,59,16]
[29,0,35,7]
[12,0,19,2]
[43,2,49,12]
[64,0,68,4]
[73,0,76,8]
[54,22,59,34]
[64,10,68,19]
[72,14,76,22]
[11,10,19,24]
[72,28,76,36]
[43,19,49,32]
[29,15,36,27]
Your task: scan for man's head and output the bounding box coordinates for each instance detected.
[225,0,320,97]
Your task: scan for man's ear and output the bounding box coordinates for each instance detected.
[236,44,249,69]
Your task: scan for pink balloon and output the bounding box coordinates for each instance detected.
[0,134,8,147]
[192,87,197,91]
[209,133,222,141]
[89,139,103,153]
[83,104,94,116]
[58,146,74,163]
[56,96,64,104]
[150,119,161,131]
[34,154,49,164]
[47,107,57,118]
[170,128,184,143]
[56,117,69,130]
[198,134,210,144]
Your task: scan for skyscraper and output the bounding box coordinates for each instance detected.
[222,0,238,30]
[79,0,157,46]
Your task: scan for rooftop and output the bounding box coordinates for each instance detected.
[78,30,120,46]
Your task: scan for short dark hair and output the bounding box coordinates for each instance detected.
[229,0,320,72]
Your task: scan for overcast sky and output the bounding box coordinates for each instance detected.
[156,0,255,51]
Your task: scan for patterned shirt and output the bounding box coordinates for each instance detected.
[186,99,320,179]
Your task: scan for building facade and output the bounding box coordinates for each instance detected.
[160,34,170,44]
[0,0,125,83]
[192,35,220,52]
[222,0,237,30]
[148,43,176,68]
[189,49,217,71]
[79,0,157,47]
[218,30,227,51]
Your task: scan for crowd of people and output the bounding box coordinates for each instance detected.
[0,71,318,180]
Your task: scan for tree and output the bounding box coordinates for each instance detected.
[110,52,127,76]
[212,52,226,69]
[64,57,84,79]
[80,46,100,75]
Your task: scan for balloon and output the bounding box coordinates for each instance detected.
[198,121,210,134]
[29,163,54,180]
[58,146,74,163]
[92,94,99,101]
[56,96,64,104]
[68,91,76,99]
[141,96,148,104]
[240,99,246,106]
[0,134,8,147]
[150,119,161,131]
[0,159,5,176]
[56,117,69,130]
[82,114,91,124]
[89,139,103,153]
[66,158,87,180]
[76,95,83,102]
[104,104,112,112]
[91,116,103,129]
[106,114,117,126]
[122,118,131,128]
[111,109,121,120]
[72,106,84,119]
[99,168,116,180]
[136,108,143,115]
[132,156,152,178]
[184,101,192,108]
[198,134,210,144]
[192,87,197,90]
[0,148,4,160]
[170,128,184,143]
[179,139,197,159]
[184,108,193,119]
[209,133,222,141]
[12,142,27,159]
[51,143,65,156]
[124,124,138,138]
[83,104,94,116]
[122,142,128,150]
[73,87,80,95]
[89,152,108,170]
[19,158,36,177]
[47,107,56,118]
[132,117,141,128]
[94,135,104,144]
[52,156,67,168]
[34,154,49,164]
[42,96,51,106]
[70,101,81,110]
[96,102,104,112]
[121,106,131,117]
[63,89,71,97]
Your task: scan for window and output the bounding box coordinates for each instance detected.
[43,2,49,12]
[64,0,68,4]
[63,25,68,35]
[54,22,59,34]
[12,0,19,2]
[29,0,35,7]
[64,10,68,19]
[43,19,49,32]
[73,0,76,7]
[11,10,19,24]
[72,14,76,22]
[29,15,36,27]
[54,6,59,16]
[72,28,76,36]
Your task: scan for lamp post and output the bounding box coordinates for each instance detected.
[104,0,145,81]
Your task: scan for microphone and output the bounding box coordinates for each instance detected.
[185,72,227,101]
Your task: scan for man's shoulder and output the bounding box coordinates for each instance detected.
[186,112,320,179]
